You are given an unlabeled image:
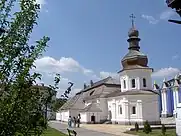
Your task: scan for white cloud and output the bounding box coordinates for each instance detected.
[141,14,159,24]
[36,0,46,6]
[34,56,93,75]
[160,9,175,20]
[152,67,180,78]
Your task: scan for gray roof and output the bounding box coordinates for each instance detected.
[80,103,102,112]
[60,93,84,110]
[60,77,121,111]
[76,76,120,95]
[122,50,147,62]
[105,89,158,98]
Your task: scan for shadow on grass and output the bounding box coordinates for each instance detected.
[125,129,176,136]
[41,127,67,136]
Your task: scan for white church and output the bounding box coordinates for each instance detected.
[56,22,161,125]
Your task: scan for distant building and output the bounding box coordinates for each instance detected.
[154,74,181,118]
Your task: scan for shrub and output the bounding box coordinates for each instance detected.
[135,122,139,132]
[161,124,166,135]
[143,120,152,134]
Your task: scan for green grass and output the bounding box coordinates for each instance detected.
[125,129,176,136]
[41,127,67,136]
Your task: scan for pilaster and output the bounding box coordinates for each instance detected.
[137,100,142,120]
[122,98,129,121]
[161,88,168,117]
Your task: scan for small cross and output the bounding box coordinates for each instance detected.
[130,14,136,27]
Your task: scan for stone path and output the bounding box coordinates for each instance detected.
[49,121,135,136]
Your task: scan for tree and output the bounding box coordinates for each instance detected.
[143,120,152,134]
[135,122,139,132]
[52,98,67,112]
[161,124,166,135]
[0,0,59,135]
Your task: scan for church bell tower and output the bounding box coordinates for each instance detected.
[119,14,153,92]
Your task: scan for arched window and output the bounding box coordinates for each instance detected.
[143,78,146,87]
[131,79,136,88]
[123,80,126,89]
[119,106,122,114]
[132,106,136,114]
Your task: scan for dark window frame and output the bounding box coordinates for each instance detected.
[119,106,122,114]
[132,106,136,114]
[123,80,126,89]
[131,79,136,88]
[143,78,147,87]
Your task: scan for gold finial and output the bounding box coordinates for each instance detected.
[130,14,135,28]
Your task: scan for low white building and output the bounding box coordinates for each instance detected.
[57,77,121,123]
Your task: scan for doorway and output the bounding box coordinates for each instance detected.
[91,114,96,124]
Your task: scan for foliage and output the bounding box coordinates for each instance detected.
[135,122,139,132]
[143,120,152,134]
[161,124,166,135]
[52,98,67,112]
[0,0,62,135]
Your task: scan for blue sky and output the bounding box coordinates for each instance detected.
[30,0,180,97]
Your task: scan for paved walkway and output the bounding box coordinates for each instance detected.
[49,121,116,136]
[49,121,135,136]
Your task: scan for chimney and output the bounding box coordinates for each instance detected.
[90,80,94,86]
[84,83,87,89]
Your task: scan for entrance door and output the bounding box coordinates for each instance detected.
[91,115,95,124]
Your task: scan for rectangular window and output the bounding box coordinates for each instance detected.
[132,79,136,88]
[123,80,126,89]
[119,106,122,114]
[132,106,136,114]
[143,78,146,87]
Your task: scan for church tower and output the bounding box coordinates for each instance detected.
[119,14,153,92]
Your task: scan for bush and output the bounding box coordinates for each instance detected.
[135,122,139,132]
[143,120,152,134]
[161,124,166,135]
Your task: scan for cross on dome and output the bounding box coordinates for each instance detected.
[129,13,135,28]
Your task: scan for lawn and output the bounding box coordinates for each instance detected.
[41,127,67,136]
[125,129,176,136]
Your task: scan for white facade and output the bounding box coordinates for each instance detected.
[120,69,152,92]
[176,103,181,136]
[108,94,160,125]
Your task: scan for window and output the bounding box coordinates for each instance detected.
[143,78,146,87]
[119,106,122,114]
[123,80,126,89]
[132,106,136,114]
[131,79,136,88]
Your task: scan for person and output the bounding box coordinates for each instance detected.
[77,114,81,128]
[68,116,72,128]
[73,116,77,128]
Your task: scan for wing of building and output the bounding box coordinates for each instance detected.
[56,20,161,125]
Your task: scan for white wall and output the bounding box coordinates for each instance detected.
[120,69,152,92]
[176,103,181,136]
[56,112,61,121]
[60,110,70,122]
[80,112,87,122]
[108,94,160,123]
